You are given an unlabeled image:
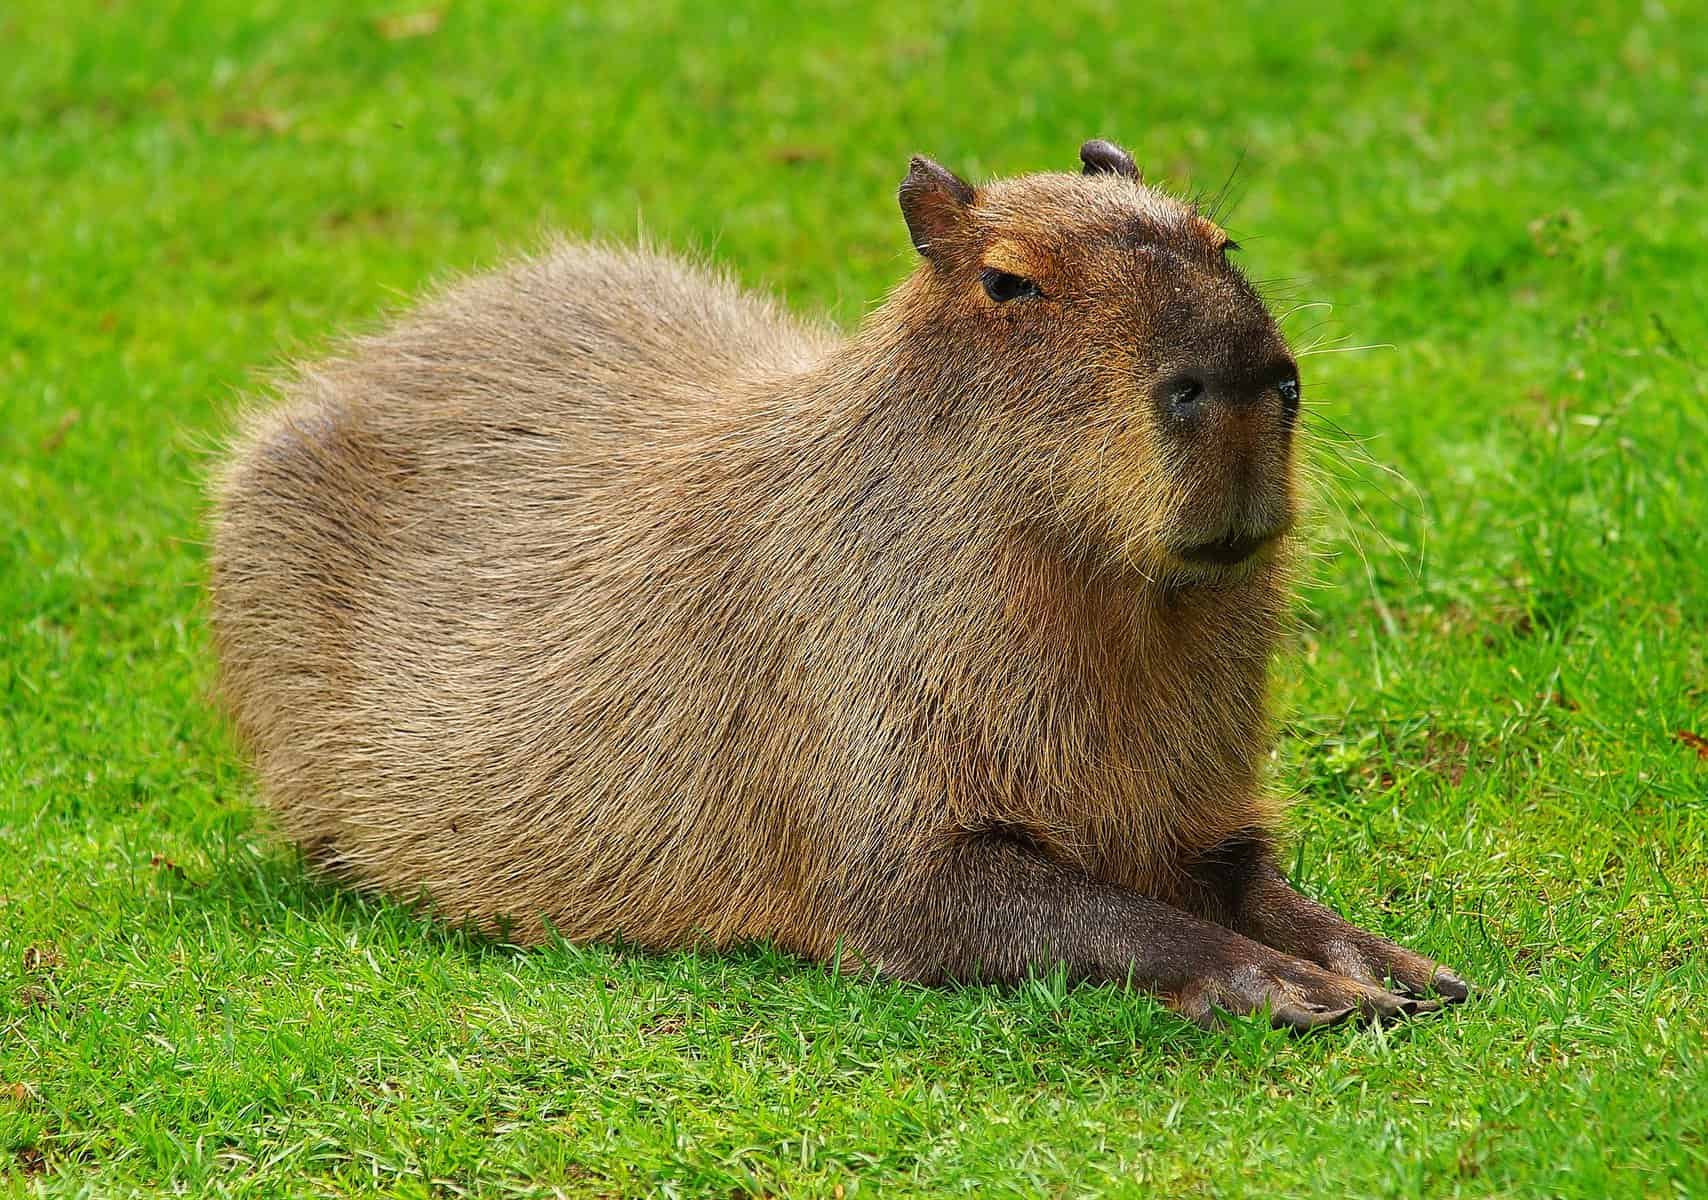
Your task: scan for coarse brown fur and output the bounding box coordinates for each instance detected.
[209,141,1467,1029]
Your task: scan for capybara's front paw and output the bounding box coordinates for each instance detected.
[1297,926,1470,1006]
[1168,945,1443,1032]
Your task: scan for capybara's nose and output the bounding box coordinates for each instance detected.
[1158,373,1211,429]
[1154,361,1300,432]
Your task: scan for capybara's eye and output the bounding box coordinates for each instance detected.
[981,268,1043,303]
[1278,375,1301,420]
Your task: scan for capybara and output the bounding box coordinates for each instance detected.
[210,139,1467,1028]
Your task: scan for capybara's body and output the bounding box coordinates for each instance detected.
[213,143,1467,1026]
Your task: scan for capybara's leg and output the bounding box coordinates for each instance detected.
[1179,833,1469,1004]
[856,833,1431,1030]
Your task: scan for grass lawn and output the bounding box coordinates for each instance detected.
[4,0,1706,1195]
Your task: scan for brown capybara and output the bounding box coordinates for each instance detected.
[210,139,1467,1029]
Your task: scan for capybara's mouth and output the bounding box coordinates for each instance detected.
[1177,530,1272,566]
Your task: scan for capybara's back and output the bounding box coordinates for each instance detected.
[211,242,841,948]
[212,143,1468,1028]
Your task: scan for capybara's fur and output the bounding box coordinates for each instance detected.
[211,142,1466,1027]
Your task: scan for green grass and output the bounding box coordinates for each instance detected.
[4,0,1706,1195]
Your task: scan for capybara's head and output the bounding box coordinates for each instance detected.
[895,139,1300,583]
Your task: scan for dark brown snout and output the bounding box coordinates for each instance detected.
[1155,340,1301,568]
[1153,357,1300,436]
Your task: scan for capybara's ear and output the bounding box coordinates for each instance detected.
[1080,138,1140,182]
[898,155,975,262]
